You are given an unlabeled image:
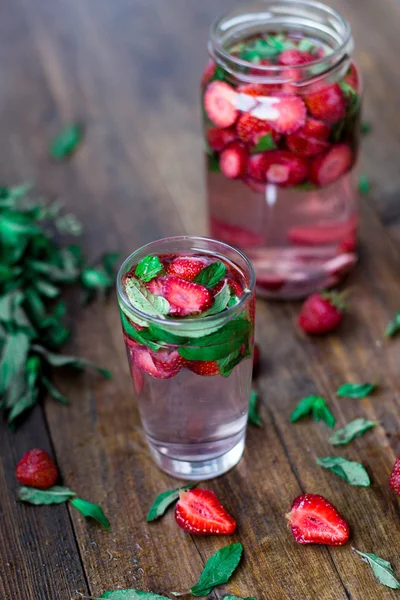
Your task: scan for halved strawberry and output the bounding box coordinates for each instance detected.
[344,61,360,92]
[166,256,208,282]
[278,49,315,66]
[305,83,346,124]
[288,221,354,246]
[213,277,243,297]
[389,456,400,495]
[309,144,353,186]
[201,59,216,89]
[133,347,180,379]
[164,276,213,316]
[210,217,267,248]
[219,142,248,179]
[238,82,282,97]
[264,150,308,186]
[207,127,237,151]
[186,360,221,376]
[130,359,144,395]
[152,348,185,374]
[204,81,238,128]
[286,494,350,545]
[237,113,281,145]
[147,276,167,296]
[268,95,306,134]
[286,133,329,157]
[301,118,331,141]
[175,488,236,535]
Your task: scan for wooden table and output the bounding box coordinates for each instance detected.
[1,0,400,598]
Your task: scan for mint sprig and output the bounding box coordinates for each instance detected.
[135,255,164,283]
[290,395,335,428]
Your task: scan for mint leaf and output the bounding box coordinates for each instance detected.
[361,121,372,134]
[316,457,370,486]
[99,591,169,599]
[251,133,277,153]
[336,382,376,398]
[146,483,197,522]
[223,597,256,600]
[290,396,316,422]
[190,543,243,596]
[385,312,400,337]
[329,418,378,446]
[32,344,111,378]
[41,375,69,405]
[298,38,315,52]
[0,331,30,394]
[81,267,112,290]
[135,255,164,283]
[359,174,370,195]
[203,280,231,316]
[353,549,400,589]
[19,485,76,505]
[228,295,240,307]
[71,497,110,529]
[248,389,262,427]
[312,397,336,428]
[125,277,170,318]
[8,385,39,423]
[217,346,249,377]
[195,261,226,288]
[239,35,294,62]
[178,319,251,361]
[50,123,84,160]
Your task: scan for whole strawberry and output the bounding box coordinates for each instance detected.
[389,456,400,495]
[298,290,346,335]
[16,448,59,489]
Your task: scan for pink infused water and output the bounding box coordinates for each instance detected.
[118,240,255,480]
[204,3,361,298]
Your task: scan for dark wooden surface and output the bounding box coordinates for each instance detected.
[1,0,400,598]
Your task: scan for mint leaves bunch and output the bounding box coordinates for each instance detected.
[0,183,118,425]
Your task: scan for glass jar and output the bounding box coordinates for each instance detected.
[202,0,361,299]
[117,236,256,480]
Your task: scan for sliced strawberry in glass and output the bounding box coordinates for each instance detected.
[236,113,281,145]
[219,141,248,179]
[166,256,208,281]
[164,276,213,316]
[207,127,237,151]
[309,144,353,186]
[278,49,315,66]
[210,218,267,248]
[204,81,239,128]
[133,347,179,379]
[268,95,307,134]
[305,83,346,124]
[288,221,355,246]
[263,150,308,186]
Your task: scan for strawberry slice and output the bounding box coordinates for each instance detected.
[186,360,221,376]
[344,61,360,92]
[146,276,167,296]
[130,359,144,395]
[219,142,248,179]
[286,133,329,157]
[238,82,282,97]
[301,118,331,141]
[288,221,354,246]
[207,127,237,151]
[237,113,281,145]
[268,95,306,134]
[310,144,353,186]
[166,256,208,282]
[210,218,267,248]
[264,150,308,186]
[213,278,243,297]
[152,348,185,374]
[285,494,350,545]
[204,81,239,128]
[248,153,268,182]
[305,83,346,124]
[133,347,181,379]
[164,276,213,316]
[278,49,315,66]
[389,456,400,495]
[175,488,236,535]
[201,59,216,89]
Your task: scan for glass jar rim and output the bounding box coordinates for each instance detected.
[116,235,256,331]
[209,0,352,75]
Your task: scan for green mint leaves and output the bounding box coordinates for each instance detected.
[190,543,243,596]
[203,280,231,316]
[329,418,378,446]
[177,319,251,362]
[353,549,400,589]
[50,123,84,160]
[99,591,169,599]
[18,485,110,528]
[146,483,197,522]
[125,277,170,318]
[361,120,372,134]
[316,456,370,486]
[135,256,164,283]
[290,396,335,428]
[248,390,262,427]
[71,497,110,530]
[195,261,226,288]
[336,382,376,399]
[239,35,295,62]
[359,174,370,195]
[19,486,76,505]
[251,133,277,154]
[385,312,400,337]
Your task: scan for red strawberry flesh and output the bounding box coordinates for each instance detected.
[268,95,307,134]
[186,360,221,377]
[16,448,59,490]
[219,142,248,179]
[310,144,353,186]
[207,127,237,152]
[286,493,350,545]
[305,83,346,124]
[389,456,400,495]
[166,256,208,282]
[133,347,181,379]
[204,81,238,128]
[278,49,315,66]
[175,488,236,535]
[164,276,213,316]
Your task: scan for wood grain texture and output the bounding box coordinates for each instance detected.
[2,0,400,598]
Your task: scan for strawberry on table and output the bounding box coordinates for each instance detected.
[16,449,59,489]
[298,290,346,335]
[204,81,239,128]
[305,83,346,124]
[285,493,350,545]
[219,142,248,179]
[175,488,236,535]
[164,276,213,316]
[389,456,400,495]
[166,256,208,282]
[310,144,353,186]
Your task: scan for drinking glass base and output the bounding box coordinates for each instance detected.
[147,436,246,481]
